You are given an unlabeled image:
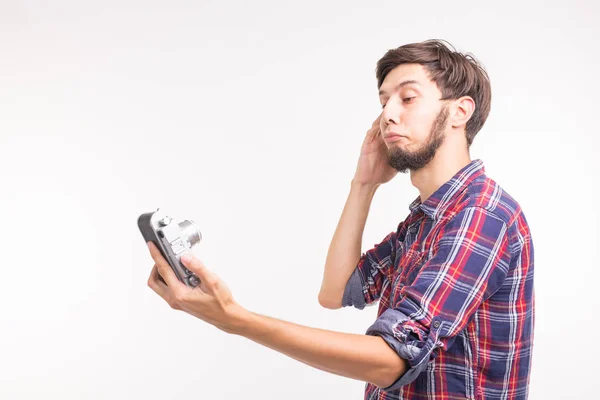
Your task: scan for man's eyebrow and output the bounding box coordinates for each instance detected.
[378,80,421,96]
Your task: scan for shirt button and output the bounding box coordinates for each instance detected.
[433,320,441,329]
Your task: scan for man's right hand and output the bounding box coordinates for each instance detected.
[352,113,399,186]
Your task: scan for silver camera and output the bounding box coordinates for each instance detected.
[138,208,202,288]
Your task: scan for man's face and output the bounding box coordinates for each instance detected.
[378,63,450,173]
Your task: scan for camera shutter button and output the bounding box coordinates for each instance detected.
[159,216,172,227]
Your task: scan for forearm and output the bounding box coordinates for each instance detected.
[230,305,406,388]
[319,181,379,308]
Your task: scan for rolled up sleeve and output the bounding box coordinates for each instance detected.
[342,268,366,309]
[342,224,403,310]
[366,309,444,389]
[365,207,511,390]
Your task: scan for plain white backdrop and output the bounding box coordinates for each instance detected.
[1,1,599,399]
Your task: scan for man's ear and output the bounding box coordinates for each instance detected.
[450,96,475,129]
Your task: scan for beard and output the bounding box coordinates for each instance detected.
[387,106,449,173]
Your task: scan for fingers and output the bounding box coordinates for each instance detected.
[368,126,381,144]
[373,112,382,125]
[181,253,218,291]
[367,114,383,142]
[147,241,184,290]
[372,112,383,128]
[148,264,166,296]
[148,264,179,309]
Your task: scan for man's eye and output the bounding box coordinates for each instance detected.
[381,97,414,108]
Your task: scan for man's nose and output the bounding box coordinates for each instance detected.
[382,98,401,125]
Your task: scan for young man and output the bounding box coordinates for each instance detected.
[147,39,535,399]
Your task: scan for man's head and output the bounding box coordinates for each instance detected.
[376,39,491,173]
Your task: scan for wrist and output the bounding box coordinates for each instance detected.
[350,180,380,195]
[222,303,254,335]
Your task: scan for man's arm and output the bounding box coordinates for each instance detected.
[147,233,409,389]
[363,207,511,390]
[318,181,379,309]
[229,305,408,388]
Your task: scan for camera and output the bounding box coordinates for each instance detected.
[138,208,202,288]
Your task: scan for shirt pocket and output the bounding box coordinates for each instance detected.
[391,245,427,302]
[404,248,428,286]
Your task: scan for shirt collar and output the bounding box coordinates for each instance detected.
[408,159,486,220]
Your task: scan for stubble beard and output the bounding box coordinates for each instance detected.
[387,106,450,173]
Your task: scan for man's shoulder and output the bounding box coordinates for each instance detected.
[458,174,525,228]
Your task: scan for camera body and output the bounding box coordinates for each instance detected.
[138,208,202,288]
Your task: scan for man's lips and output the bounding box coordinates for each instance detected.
[384,133,406,142]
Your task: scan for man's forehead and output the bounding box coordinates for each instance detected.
[379,64,432,95]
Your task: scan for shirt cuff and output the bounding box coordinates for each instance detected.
[341,269,366,310]
[365,308,443,391]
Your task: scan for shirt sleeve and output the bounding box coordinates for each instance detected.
[366,207,511,390]
[341,223,403,310]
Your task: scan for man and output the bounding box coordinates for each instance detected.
[147,39,535,399]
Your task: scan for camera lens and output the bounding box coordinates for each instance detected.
[188,275,200,287]
[178,220,202,249]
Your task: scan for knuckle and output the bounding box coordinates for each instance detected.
[206,277,218,288]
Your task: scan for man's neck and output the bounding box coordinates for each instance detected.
[410,149,472,203]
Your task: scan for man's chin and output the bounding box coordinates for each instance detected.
[387,159,412,173]
[388,154,431,173]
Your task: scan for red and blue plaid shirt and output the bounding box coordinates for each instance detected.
[342,159,534,399]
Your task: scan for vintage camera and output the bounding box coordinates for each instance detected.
[138,208,202,288]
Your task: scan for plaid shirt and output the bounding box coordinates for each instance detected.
[342,159,534,400]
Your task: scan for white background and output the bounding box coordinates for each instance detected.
[1,1,599,399]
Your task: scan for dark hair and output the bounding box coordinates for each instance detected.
[376,39,491,146]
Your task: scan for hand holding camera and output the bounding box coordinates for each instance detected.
[140,208,243,331]
[138,208,203,288]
